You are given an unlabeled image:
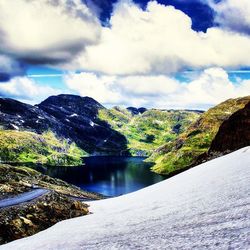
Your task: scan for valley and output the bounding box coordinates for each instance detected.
[0,0,250,248]
[0,94,249,245]
[0,95,201,161]
[98,106,200,156]
[1,94,249,176]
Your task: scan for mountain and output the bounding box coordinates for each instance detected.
[2,94,247,168]
[0,95,201,161]
[37,95,128,155]
[3,147,249,249]
[0,98,60,132]
[192,101,250,165]
[98,106,201,156]
[0,95,128,156]
[209,101,250,154]
[149,96,250,175]
[127,107,147,115]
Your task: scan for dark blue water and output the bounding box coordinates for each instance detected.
[34,156,165,197]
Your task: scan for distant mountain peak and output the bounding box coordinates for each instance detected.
[0,95,127,155]
[39,94,104,109]
[127,107,147,115]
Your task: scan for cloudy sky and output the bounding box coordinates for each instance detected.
[0,0,249,109]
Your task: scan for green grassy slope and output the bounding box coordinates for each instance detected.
[0,130,87,166]
[98,107,200,156]
[150,96,250,175]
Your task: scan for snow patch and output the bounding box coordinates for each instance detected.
[10,124,19,130]
[89,121,95,127]
[70,113,78,117]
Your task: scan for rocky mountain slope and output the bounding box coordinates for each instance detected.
[98,107,200,156]
[2,147,249,249]
[38,95,128,155]
[1,94,248,170]
[209,101,250,153]
[149,96,250,175]
[0,95,201,162]
[0,95,128,157]
[0,130,85,166]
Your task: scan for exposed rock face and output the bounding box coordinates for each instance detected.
[127,107,147,115]
[0,95,128,155]
[209,102,250,153]
[0,164,102,245]
[38,95,128,155]
[0,98,60,132]
[0,95,201,157]
[150,96,250,175]
[0,164,102,200]
[0,192,89,245]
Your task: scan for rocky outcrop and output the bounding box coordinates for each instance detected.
[0,98,60,132]
[0,95,128,155]
[127,107,147,115]
[38,95,128,155]
[0,164,102,245]
[0,164,102,200]
[0,192,89,245]
[209,101,250,153]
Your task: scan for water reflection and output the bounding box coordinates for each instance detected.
[33,156,166,197]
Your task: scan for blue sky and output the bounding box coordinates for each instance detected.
[0,0,249,109]
[27,67,66,89]
[87,0,215,31]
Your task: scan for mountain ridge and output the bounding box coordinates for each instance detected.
[1,94,249,171]
[149,95,250,175]
[0,94,201,160]
[0,95,128,156]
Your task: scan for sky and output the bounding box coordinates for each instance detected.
[0,0,250,109]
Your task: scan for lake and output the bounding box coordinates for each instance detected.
[33,156,166,197]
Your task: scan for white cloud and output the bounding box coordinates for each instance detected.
[0,55,24,79]
[64,72,180,106]
[0,0,101,64]
[64,72,121,104]
[1,67,248,109]
[1,0,250,76]
[0,77,61,103]
[117,75,178,96]
[208,0,250,34]
[73,1,250,75]
[64,68,250,109]
[0,0,249,109]
[175,68,244,108]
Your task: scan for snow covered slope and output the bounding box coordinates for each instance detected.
[1,147,250,250]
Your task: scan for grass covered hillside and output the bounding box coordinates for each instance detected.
[98,107,200,156]
[0,130,87,166]
[150,96,250,175]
